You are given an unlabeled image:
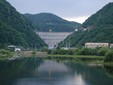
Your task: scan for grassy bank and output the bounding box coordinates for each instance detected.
[46,54,104,65]
[47,47,113,65]
[0,49,112,66]
[47,54,104,59]
[47,54,113,66]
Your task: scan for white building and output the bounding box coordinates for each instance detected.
[85,43,109,48]
[110,44,113,48]
[15,47,21,51]
[8,45,21,52]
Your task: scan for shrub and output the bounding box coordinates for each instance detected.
[57,49,68,55]
[97,47,109,56]
[90,48,98,55]
[0,49,10,55]
[67,50,74,55]
[77,48,90,55]
[77,48,100,55]
[73,48,80,55]
[32,51,36,55]
[0,49,13,58]
[47,49,52,54]
[105,50,113,62]
[51,49,58,54]
[41,47,48,52]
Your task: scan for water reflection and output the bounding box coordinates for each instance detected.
[37,60,69,72]
[0,57,113,85]
[104,65,113,78]
[0,58,43,85]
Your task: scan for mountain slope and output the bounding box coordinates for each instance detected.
[59,2,113,47]
[82,2,113,28]
[24,13,81,32]
[0,0,47,48]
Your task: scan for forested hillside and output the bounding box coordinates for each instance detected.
[0,0,47,48]
[24,13,81,32]
[59,2,113,47]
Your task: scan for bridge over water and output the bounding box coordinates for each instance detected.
[37,32,72,49]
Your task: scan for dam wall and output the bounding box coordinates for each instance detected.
[37,32,72,49]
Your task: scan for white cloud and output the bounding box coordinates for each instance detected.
[6,0,113,23]
[64,16,89,24]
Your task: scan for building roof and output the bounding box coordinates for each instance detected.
[8,45,16,48]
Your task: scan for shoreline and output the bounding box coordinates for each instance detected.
[0,51,113,66]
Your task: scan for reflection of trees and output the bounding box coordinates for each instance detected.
[104,65,113,78]
[1,58,113,85]
[66,62,113,85]
[0,57,43,85]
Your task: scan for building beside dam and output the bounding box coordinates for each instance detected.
[85,43,109,48]
[85,42,113,48]
[37,32,72,49]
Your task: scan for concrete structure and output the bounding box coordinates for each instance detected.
[85,43,109,48]
[37,32,72,49]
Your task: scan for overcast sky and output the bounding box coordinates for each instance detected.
[6,0,113,23]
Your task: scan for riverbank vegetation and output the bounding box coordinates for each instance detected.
[0,49,14,60]
[47,47,113,64]
[0,47,113,66]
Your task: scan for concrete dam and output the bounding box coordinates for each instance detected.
[37,32,72,49]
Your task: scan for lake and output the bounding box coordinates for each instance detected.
[0,57,113,85]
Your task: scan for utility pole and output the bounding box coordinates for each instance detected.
[66,41,68,48]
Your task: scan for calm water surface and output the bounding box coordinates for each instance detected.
[0,57,113,85]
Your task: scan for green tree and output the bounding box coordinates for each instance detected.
[97,47,109,56]
[105,50,113,62]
